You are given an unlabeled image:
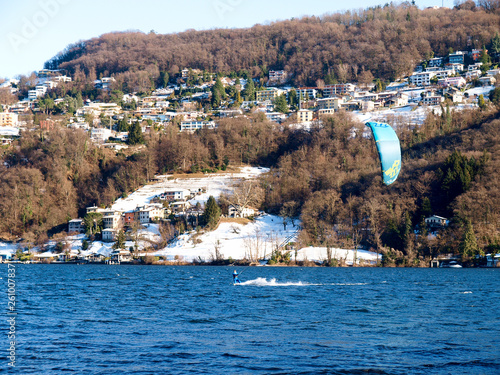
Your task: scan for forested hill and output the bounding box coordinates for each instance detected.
[44,3,499,87]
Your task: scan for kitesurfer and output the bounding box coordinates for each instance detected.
[232,270,241,284]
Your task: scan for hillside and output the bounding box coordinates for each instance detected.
[44,3,500,87]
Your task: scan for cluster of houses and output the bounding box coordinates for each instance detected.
[411,50,497,86]
[68,181,259,244]
[68,188,193,241]
[0,49,498,147]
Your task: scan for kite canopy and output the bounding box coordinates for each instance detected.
[365,122,401,185]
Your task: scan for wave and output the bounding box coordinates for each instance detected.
[239,277,318,286]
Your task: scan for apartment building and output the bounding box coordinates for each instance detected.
[409,72,436,86]
[322,84,356,97]
[0,112,18,127]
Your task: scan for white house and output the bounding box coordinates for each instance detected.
[478,76,496,86]
[218,109,243,118]
[138,204,165,224]
[103,211,122,229]
[425,215,448,229]
[486,68,500,77]
[228,205,257,218]
[268,70,288,84]
[110,249,131,262]
[265,112,287,123]
[297,109,314,123]
[90,128,112,143]
[297,88,319,100]
[316,96,345,111]
[409,72,436,86]
[180,120,217,132]
[0,112,18,127]
[438,77,466,88]
[322,84,356,97]
[159,189,190,201]
[428,57,444,67]
[468,63,483,71]
[465,70,481,81]
[95,77,115,90]
[68,219,84,233]
[28,86,47,100]
[421,91,444,106]
[102,229,116,242]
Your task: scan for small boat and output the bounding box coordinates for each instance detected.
[439,260,462,268]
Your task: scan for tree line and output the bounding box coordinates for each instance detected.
[43,3,500,89]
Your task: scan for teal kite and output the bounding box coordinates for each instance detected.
[365,122,401,185]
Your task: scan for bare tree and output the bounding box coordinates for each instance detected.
[221,179,264,216]
[335,63,350,83]
[244,228,265,261]
[211,239,224,262]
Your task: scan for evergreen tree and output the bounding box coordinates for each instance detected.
[421,197,432,218]
[211,89,222,108]
[402,211,413,254]
[83,212,103,236]
[288,89,298,109]
[161,71,170,87]
[274,93,289,113]
[373,78,386,92]
[211,78,225,108]
[117,116,130,132]
[491,32,500,55]
[489,87,500,105]
[242,78,255,101]
[460,219,479,257]
[128,122,144,145]
[112,229,126,250]
[235,89,242,105]
[479,47,491,66]
[76,92,83,109]
[202,196,221,228]
[478,94,486,110]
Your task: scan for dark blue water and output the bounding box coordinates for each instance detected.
[1,265,499,374]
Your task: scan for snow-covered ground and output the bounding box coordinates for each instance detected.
[465,85,495,97]
[353,104,431,127]
[0,165,380,264]
[154,213,299,262]
[111,166,269,212]
[295,247,380,265]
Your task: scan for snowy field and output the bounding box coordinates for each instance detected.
[295,247,380,265]
[154,213,300,262]
[111,166,269,212]
[353,104,431,127]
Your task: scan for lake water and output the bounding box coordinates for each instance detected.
[1,265,499,374]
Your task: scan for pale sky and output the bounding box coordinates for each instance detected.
[1,0,450,79]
